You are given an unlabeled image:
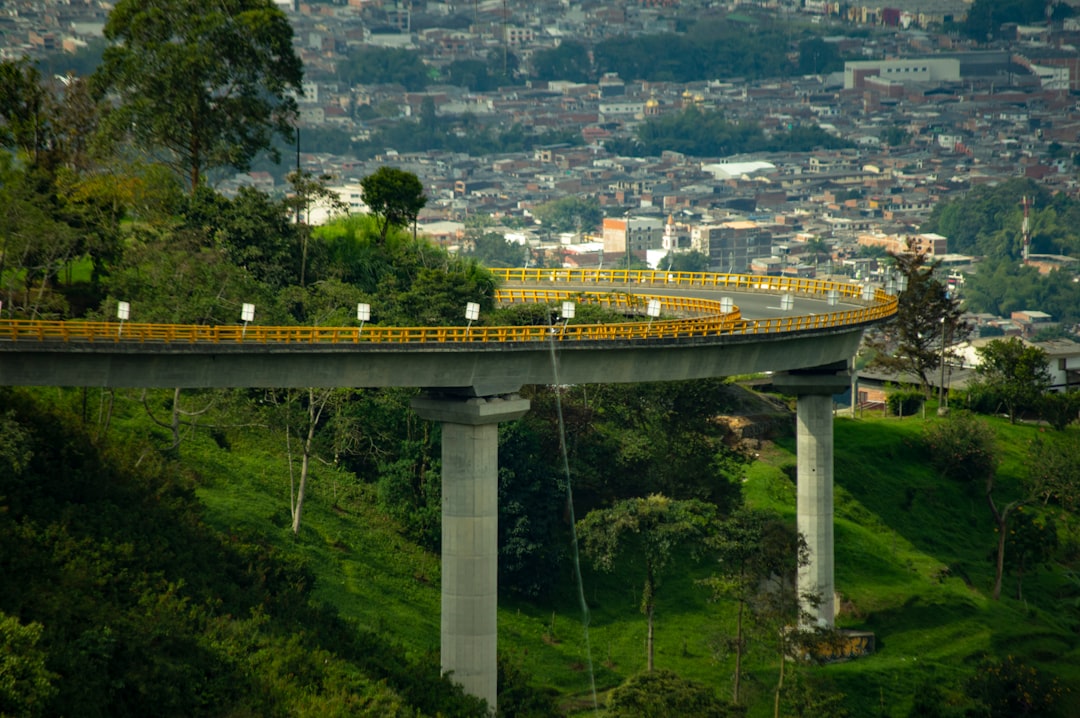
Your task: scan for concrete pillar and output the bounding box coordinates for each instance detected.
[773,368,849,628]
[411,393,530,714]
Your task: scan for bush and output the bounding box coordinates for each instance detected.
[887,388,924,417]
[606,669,745,718]
[922,411,997,484]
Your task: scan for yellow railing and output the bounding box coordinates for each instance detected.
[492,267,872,300]
[0,273,897,346]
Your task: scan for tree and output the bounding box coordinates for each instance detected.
[529,41,591,83]
[339,46,430,91]
[0,612,57,717]
[285,170,348,287]
[970,338,1050,423]
[577,495,718,672]
[663,250,709,273]
[360,167,427,243]
[531,196,602,235]
[97,0,303,192]
[699,508,794,705]
[868,248,969,398]
[606,669,744,718]
[796,37,840,75]
[1002,509,1057,602]
[0,58,51,162]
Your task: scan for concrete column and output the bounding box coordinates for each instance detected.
[411,393,530,714]
[774,368,849,628]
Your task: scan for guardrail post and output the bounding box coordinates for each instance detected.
[411,392,530,715]
[772,366,850,629]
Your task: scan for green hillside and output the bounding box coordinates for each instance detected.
[2,386,1077,716]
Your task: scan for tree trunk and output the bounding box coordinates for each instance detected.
[292,388,328,535]
[289,388,317,535]
[645,600,654,672]
[774,631,786,718]
[170,387,182,449]
[734,595,745,704]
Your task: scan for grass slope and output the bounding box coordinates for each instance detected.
[133,389,1078,716]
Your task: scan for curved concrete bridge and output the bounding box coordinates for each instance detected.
[0,269,897,712]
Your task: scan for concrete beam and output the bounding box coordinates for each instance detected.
[411,394,530,714]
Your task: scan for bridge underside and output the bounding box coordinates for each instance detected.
[0,326,865,395]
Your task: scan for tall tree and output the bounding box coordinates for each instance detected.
[97,0,303,192]
[970,338,1050,423]
[0,58,51,163]
[360,167,427,243]
[700,508,795,705]
[577,494,718,672]
[868,247,969,398]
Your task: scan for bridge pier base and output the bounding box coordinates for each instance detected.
[411,392,530,714]
[774,367,849,628]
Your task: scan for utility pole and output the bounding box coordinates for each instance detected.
[938,316,949,416]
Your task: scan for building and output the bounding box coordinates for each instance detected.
[693,220,773,273]
[844,58,961,90]
[602,217,666,262]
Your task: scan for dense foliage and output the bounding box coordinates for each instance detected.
[0,389,491,717]
[605,107,854,158]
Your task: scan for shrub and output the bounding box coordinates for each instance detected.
[922,411,997,484]
[887,388,924,417]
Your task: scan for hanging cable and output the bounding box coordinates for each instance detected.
[546,312,598,712]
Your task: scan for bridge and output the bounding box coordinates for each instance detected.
[0,268,897,712]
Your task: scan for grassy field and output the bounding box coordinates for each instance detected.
[97,387,1080,716]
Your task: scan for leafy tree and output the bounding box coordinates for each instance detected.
[923,411,998,484]
[529,41,591,83]
[577,495,718,672]
[921,179,1048,257]
[663,250,710,273]
[444,59,497,92]
[970,338,1050,423]
[580,379,747,508]
[285,170,348,287]
[0,612,57,717]
[531,196,602,235]
[606,669,744,717]
[964,655,1067,716]
[699,508,795,705]
[496,421,567,598]
[339,46,429,91]
[1002,508,1057,601]
[0,157,78,318]
[1038,391,1080,431]
[868,248,969,398]
[962,0,1048,41]
[97,0,303,191]
[0,58,51,162]
[179,185,303,291]
[463,232,527,268]
[796,37,841,75]
[361,167,427,243]
[882,125,910,147]
[1026,434,1080,512]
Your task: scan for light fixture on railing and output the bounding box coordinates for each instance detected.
[117,301,130,337]
[241,303,255,339]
